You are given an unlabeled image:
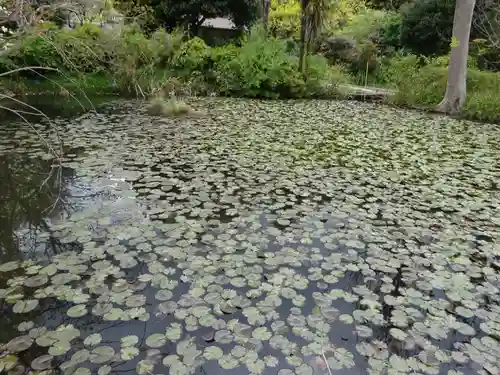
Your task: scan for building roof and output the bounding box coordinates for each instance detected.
[200,17,236,30]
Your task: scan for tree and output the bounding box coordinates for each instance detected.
[298,0,329,74]
[150,0,260,34]
[437,0,476,114]
[400,0,456,56]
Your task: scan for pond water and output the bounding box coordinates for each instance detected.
[0,98,499,375]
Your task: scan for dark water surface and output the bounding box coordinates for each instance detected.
[0,98,499,375]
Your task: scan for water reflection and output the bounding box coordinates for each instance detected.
[0,152,74,261]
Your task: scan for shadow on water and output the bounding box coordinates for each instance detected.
[0,95,121,122]
[0,98,499,375]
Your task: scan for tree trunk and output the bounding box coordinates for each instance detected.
[437,0,477,114]
[262,0,270,33]
[298,0,308,74]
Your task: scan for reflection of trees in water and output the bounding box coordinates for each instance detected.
[0,152,74,261]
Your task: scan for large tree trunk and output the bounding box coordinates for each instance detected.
[437,0,477,114]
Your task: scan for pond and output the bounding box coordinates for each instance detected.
[0,98,499,375]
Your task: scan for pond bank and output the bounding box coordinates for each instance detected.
[2,74,498,125]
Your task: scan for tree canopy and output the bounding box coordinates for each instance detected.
[149,0,261,32]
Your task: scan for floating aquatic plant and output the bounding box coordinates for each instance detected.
[0,98,499,375]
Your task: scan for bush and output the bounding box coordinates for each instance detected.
[399,0,455,56]
[338,9,389,42]
[172,37,210,76]
[0,23,349,99]
[373,11,402,53]
[211,33,306,98]
[3,24,113,74]
[384,53,500,122]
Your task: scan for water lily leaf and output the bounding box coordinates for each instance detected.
[321,306,339,321]
[121,335,139,347]
[355,325,373,338]
[126,295,146,308]
[84,333,102,347]
[456,322,475,336]
[98,365,112,375]
[47,341,69,355]
[71,349,90,364]
[252,327,271,341]
[389,328,407,341]
[0,261,19,272]
[24,275,48,288]
[67,305,88,318]
[103,308,123,321]
[13,299,38,313]
[218,354,239,370]
[339,314,353,324]
[121,346,139,360]
[264,355,279,367]
[145,333,167,348]
[0,354,18,372]
[328,348,355,369]
[296,363,313,375]
[166,323,182,341]
[6,336,33,352]
[204,346,223,360]
[215,330,233,344]
[35,333,56,347]
[72,368,91,375]
[90,346,115,364]
[155,290,173,301]
[455,306,473,318]
[231,346,247,358]
[31,355,53,371]
[17,321,34,332]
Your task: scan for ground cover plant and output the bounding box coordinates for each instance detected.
[0,98,499,375]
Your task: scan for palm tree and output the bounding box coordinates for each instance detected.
[299,0,329,75]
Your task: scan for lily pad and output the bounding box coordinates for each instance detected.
[31,355,53,371]
[90,346,115,364]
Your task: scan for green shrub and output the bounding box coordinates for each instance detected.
[338,9,389,42]
[384,54,500,122]
[3,24,112,74]
[399,0,455,56]
[172,37,210,76]
[211,32,307,98]
[424,54,478,69]
[150,28,185,66]
[374,11,402,53]
[462,90,500,122]
[0,23,348,99]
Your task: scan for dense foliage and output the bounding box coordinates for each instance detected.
[148,0,261,32]
[399,0,455,56]
[0,24,340,99]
